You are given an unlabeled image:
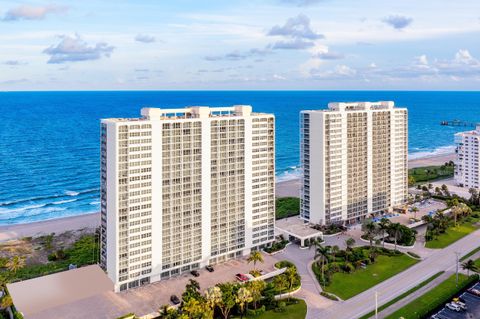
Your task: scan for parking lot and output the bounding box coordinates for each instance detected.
[432,282,480,319]
[28,253,279,319]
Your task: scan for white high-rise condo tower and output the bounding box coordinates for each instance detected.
[300,101,408,225]
[100,106,275,291]
[454,125,480,188]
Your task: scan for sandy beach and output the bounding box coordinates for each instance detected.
[0,213,100,242]
[0,152,456,242]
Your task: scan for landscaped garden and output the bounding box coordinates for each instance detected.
[312,239,418,300]
[311,223,346,235]
[263,236,289,254]
[384,273,479,319]
[423,202,480,248]
[275,197,300,220]
[408,162,454,185]
[361,218,417,248]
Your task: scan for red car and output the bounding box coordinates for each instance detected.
[235,273,249,282]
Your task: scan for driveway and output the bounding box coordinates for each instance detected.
[271,245,336,319]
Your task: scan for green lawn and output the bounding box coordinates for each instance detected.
[409,165,453,184]
[384,274,478,319]
[233,299,307,319]
[323,254,419,300]
[425,221,479,249]
[275,197,300,220]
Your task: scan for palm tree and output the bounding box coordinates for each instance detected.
[236,287,252,319]
[284,267,298,301]
[389,223,402,250]
[0,295,12,310]
[345,237,355,250]
[6,256,25,274]
[331,245,340,261]
[362,221,377,248]
[411,207,419,220]
[462,259,478,276]
[314,241,330,283]
[247,250,264,272]
[378,218,391,248]
[205,286,222,310]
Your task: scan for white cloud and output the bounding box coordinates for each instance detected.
[2,4,68,21]
[43,34,114,64]
[415,54,429,65]
[135,34,156,43]
[382,15,413,30]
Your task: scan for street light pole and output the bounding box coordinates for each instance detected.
[375,290,378,319]
[455,252,461,287]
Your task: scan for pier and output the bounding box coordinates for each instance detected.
[440,120,477,127]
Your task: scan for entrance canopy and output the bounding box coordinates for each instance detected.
[275,216,323,246]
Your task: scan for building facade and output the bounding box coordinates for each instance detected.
[300,101,408,225]
[454,125,480,188]
[100,106,275,291]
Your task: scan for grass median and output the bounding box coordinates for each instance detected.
[358,271,444,319]
[384,273,479,319]
[322,254,418,300]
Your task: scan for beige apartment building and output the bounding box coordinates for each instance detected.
[300,101,408,225]
[100,106,275,291]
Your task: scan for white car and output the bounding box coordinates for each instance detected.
[446,303,461,312]
[453,300,467,310]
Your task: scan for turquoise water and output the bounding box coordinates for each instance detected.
[0,91,479,225]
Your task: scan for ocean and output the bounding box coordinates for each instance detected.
[0,91,479,225]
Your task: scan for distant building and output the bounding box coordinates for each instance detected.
[454,125,480,188]
[100,106,275,291]
[300,101,408,225]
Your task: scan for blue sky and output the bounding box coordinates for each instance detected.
[1,0,479,90]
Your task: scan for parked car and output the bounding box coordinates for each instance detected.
[170,295,181,305]
[468,288,480,296]
[206,265,214,272]
[191,270,200,277]
[446,303,461,312]
[452,298,467,310]
[235,273,249,282]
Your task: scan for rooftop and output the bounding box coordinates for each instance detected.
[275,216,323,240]
[7,265,113,318]
[301,101,403,113]
[103,105,273,123]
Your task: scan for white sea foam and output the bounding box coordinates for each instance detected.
[89,201,100,206]
[409,145,456,160]
[276,166,303,182]
[52,199,77,205]
[64,190,80,196]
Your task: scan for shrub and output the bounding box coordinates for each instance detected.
[249,270,261,277]
[274,301,287,313]
[275,260,296,270]
[407,252,421,259]
[320,291,339,301]
[264,240,288,254]
[276,197,300,219]
[342,263,355,273]
[247,305,266,317]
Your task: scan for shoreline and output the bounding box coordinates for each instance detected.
[0,152,455,242]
